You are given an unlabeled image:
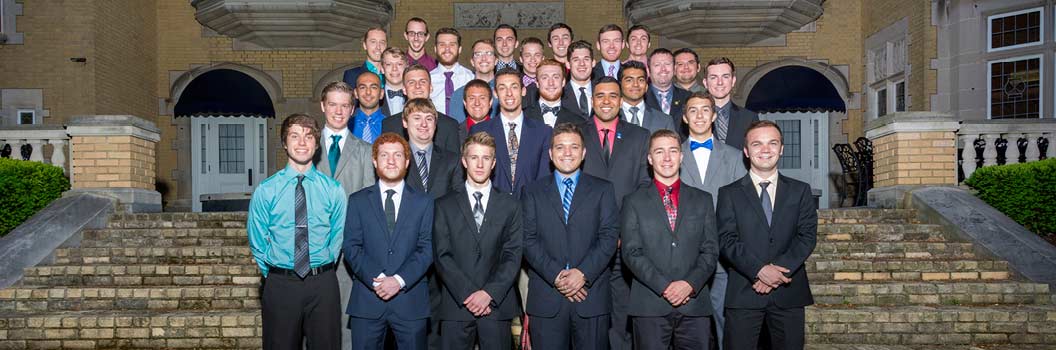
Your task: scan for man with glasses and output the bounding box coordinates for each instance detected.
[405,18,437,71]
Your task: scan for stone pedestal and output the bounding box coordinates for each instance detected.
[66,115,161,212]
[864,112,959,208]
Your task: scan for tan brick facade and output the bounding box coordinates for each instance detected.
[871,131,957,187]
[863,0,938,113]
[69,135,156,191]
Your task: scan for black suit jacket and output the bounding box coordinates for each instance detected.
[522,174,619,318]
[717,174,817,309]
[579,118,651,207]
[433,187,523,321]
[561,81,589,118]
[645,85,690,137]
[469,116,552,197]
[405,146,463,200]
[718,103,760,151]
[620,183,718,317]
[523,102,588,127]
[382,112,462,155]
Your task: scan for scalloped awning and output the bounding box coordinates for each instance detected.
[626,0,825,47]
[190,0,393,49]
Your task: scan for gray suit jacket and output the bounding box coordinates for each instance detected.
[620,105,677,135]
[680,138,746,207]
[315,136,376,196]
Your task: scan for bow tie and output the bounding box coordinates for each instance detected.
[690,139,713,151]
[541,105,561,115]
[387,90,405,99]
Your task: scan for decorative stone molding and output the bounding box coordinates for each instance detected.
[626,0,824,47]
[453,2,565,29]
[66,115,162,213]
[190,0,393,49]
[0,0,24,45]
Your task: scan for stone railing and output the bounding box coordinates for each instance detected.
[958,119,1056,181]
[0,125,70,174]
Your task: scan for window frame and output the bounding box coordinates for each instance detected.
[16,109,36,125]
[986,6,1045,53]
[894,79,906,113]
[986,54,1044,120]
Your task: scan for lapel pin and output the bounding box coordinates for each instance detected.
[616,132,623,139]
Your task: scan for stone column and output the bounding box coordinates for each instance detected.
[864,112,960,208]
[66,115,162,213]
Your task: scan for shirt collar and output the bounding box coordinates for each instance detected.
[654,178,680,195]
[465,180,492,198]
[499,112,524,126]
[749,170,778,188]
[622,101,644,110]
[323,126,350,139]
[379,180,406,196]
[555,170,581,189]
[281,163,319,181]
[410,142,433,155]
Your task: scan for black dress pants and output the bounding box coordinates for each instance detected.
[261,269,341,350]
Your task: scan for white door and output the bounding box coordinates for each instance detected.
[758,112,830,209]
[191,116,268,212]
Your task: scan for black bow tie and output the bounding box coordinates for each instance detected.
[387,90,406,99]
[541,105,561,115]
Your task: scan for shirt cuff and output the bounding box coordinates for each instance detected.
[373,272,386,287]
[393,274,406,288]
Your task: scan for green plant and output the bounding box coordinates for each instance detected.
[0,158,70,236]
[964,158,1056,237]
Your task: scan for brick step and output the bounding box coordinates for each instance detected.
[809,270,1011,283]
[808,259,1009,274]
[817,209,919,224]
[53,247,253,265]
[818,224,948,242]
[0,286,259,312]
[807,345,1056,350]
[106,212,247,229]
[0,309,261,349]
[805,305,1056,346]
[811,282,1051,306]
[78,236,246,248]
[83,228,246,241]
[813,241,980,259]
[20,265,259,287]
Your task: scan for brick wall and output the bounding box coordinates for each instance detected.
[872,131,957,187]
[94,0,158,120]
[862,0,938,113]
[71,135,156,190]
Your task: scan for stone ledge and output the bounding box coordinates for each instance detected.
[865,112,959,139]
[66,115,160,143]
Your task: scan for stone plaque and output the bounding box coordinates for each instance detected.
[454,2,564,29]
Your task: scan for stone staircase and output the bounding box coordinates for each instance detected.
[0,209,1053,349]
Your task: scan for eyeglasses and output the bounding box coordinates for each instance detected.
[473,51,495,58]
[406,31,428,38]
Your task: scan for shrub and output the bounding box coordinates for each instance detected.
[0,158,71,236]
[964,158,1056,237]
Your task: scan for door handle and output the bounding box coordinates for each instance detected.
[248,168,253,186]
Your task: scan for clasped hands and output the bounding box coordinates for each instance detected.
[372,276,401,301]
[663,280,694,307]
[555,268,588,302]
[463,290,493,317]
[753,264,792,294]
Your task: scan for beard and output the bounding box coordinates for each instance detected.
[375,165,409,183]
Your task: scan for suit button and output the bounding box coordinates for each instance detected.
[388,250,393,255]
[671,242,677,248]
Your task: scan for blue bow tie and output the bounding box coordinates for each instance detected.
[690,139,713,151]
[541,105,561,115]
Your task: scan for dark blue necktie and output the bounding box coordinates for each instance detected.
[690,139,714,151]
[293,175,310,278]
[541,105,561,115]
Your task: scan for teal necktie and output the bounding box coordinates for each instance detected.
[328,135,342,176]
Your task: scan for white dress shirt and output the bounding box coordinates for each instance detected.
[570,80,593,113]
[375,180,407,287]
[540,101,561,127]
[384,88,405,115]
[689,136,713,183]
[621,101,647,128]
[322,126,351,152]
[465,180,492,212]
[499,112,525,145]
[429,63,475,114]
[749,170,778,210]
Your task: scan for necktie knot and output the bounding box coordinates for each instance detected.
[760,181,770,191]
[473,191,483,201]
[563,177,574,187]
[508,122,518,132]
[296,174,305,184]
[444,71,454,79]
[541,104,561,115]
[331,134,342,144]
[385,189,396,197]
[690,139,714,151]
[416,150,426,159]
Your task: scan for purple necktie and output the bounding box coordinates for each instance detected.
[444,71,455,115]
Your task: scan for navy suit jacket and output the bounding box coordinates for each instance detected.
[469,115,553,197]
[579,118,651,207]
[343,183,434,320]
[382,112,463,156]
[522,174,619,318]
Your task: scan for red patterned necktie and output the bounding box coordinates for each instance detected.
[662,186,676,230]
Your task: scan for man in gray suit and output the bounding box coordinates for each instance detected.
[678,91,745,350]
[315,81,376,350]
[618,60,676,134]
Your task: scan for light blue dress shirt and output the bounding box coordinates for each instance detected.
[247,164,347,277]
[352,108,386,144]
[555,169,581,197]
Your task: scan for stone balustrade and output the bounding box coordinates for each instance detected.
[0,125,70,174]
[958,119,1056,181]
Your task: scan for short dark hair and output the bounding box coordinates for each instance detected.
[618,60,647,81]
[462,79,493,101]
[495,67,523,82]
[406,17,428,30]
[593,75,619,89]
[685,91,717,113]
[568,40,594,60]
[705,57,737,74]
[745,120,783,144]
[494,24,518,40]
[551,122,584,145]
[649,129,681,149]
[362,27,386,42]
[647,48,674,66]
[435,27,462,46]
[627,24,649,41]
[673,48,699,64]
[598,24,624,39]
[520,37,545,53]
[280,113,320,147]
[547,23,574,42]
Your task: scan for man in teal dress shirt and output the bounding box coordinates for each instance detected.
[248,113,348,350]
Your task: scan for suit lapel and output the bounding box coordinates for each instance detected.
[454,188,482,242]
[490,121,514,186]
[609,120,629,171]
[543,176,567,225]
[426,148,444,191]
[366,185,389,239]
[333,137,357,177]
[771,175,793,229]
[739,175,770,230]
[701,144,723,189]
[644,185,675,234]
[565,175,591,223]
[680,140,702,187]
[390,185,417,246]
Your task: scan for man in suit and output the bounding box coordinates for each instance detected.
[250,114,347,350]
[520,37,545,89]
[621,129,719,350]
[402,98,462,202]
[579,76,651,350]
[381,47,409,117]
[625,25,650,66]
[704,57,759,150]
[351,72,386,144]
[679,92,747,350]
[645,48,691,136]
[458,79,494,143]
[718,120,817,350]
[674,49,706,94]
[565,40,595,118]
[315,81,376,350]
[619,60,677,134]
[383,65,462,154]
[344,133,435,350]
[593,24,625,79]
[547,23,574,66]
[448,39,499,124]
[494,24,520,72]
[522,122,619,349]
[343,27,388,92]
[405,18,438,72]
[433,131,523,350]
[524,58,588,128]
[430,28,474,116]
[469,68,552,197]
